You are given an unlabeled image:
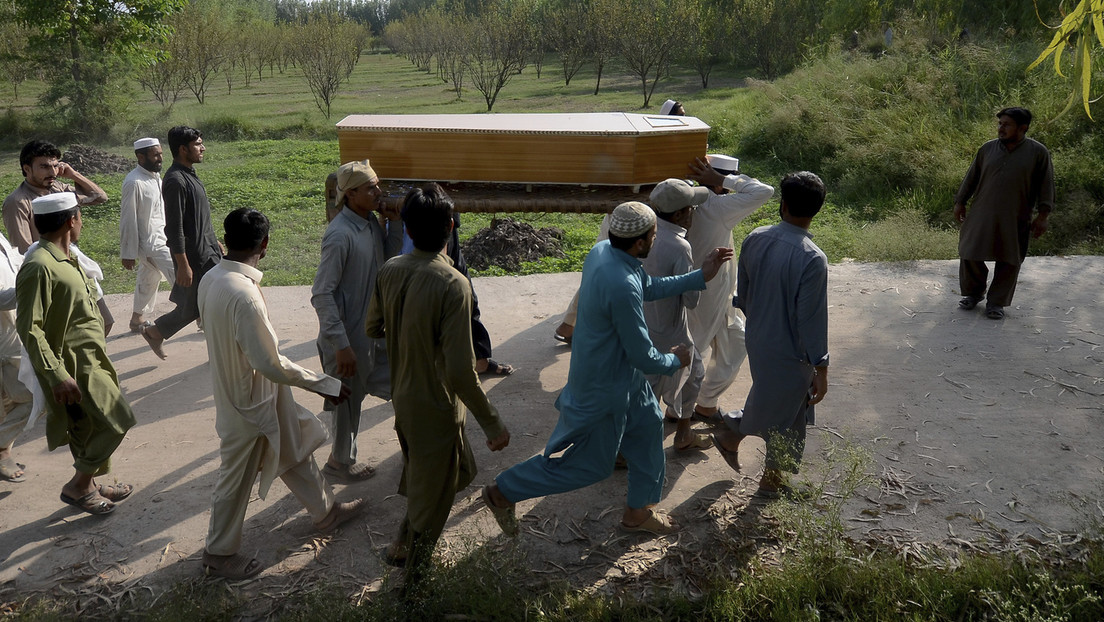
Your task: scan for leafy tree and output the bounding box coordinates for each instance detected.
[1028,0,1104,120]
[13,0,183,137]
[680,0,733,88]
[293,12,367,118]
[464,1,531,111]
[609,0,683,106]
[0,6,35,101]
[586,0,619,95]
[174,1,231,104]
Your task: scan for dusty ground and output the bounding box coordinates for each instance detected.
[1,257,1102,607]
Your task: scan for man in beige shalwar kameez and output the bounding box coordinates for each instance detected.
[197,208,362,579]
[366,184,510,586]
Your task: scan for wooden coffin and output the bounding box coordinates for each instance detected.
[335,113,710,187]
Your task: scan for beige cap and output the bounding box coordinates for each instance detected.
[649,178,710,213]
[608,201,656,237]
[31,192,78,215]
[334,160,379,208]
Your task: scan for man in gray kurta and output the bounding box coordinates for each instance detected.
[311,160,401,482]
[365,183,509,586]
[711,172,829,499]
[642,179,711,451]
[953,107,1055,320]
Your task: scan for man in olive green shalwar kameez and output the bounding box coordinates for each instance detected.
[365,183,510,584]
[16,192,136,515]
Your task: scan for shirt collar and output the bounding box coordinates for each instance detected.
[132,165,161,180]
[220,259,264,285]
[656,218,686,237]
[336,207,371,231]
[778,220,813,239]
[411,247,455,267]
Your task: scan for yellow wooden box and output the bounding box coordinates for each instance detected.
[335,113,710,187]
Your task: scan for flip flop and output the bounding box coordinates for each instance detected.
[140,325,167,360]
[97,482,133,502]
[958,296,982,310]
[710,432,742,473]
[0,457,26,483]
[203,552,262,580]
[314,499,366,534]
[60,490,115,515]
[553,332,572,345]
[674,433,713,451]
[479,359,515,376]
[481,485,519,537]
[322,462,376,483]
[620,510,678,536]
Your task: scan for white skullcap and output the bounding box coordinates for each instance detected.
[659,99,678,115]
[608,201,656,238]
[706,154,739,173]
[134,137,160,150]
[31,192,78,215]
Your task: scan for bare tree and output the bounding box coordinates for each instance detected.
[293,14,367,119]
[587,0,618,95]
[609,0,683,107]
[465,1,532,111]
[547,0,590,86]
[176,4,230,104]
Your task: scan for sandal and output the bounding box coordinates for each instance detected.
[129,320,151,334]
[691,408,724,425]
[479,359,515,376]
[97,482,134,502]
[985,305,1005,320]
[958,296,982,310]
[674,433,712,451]
[60,490,115,515]
[710,432,743,473]
[481,485,519,537]
[202,552,262,580]
[314,498,365,533]
[322,462,376,483]
[140,325,167,360]
[0,456,26,483]
[620,509,678,535]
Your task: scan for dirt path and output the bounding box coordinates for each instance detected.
[1,257,1102,603]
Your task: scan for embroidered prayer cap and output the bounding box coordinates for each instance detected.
[133,137,160,150]
[31,192,78,215]
[649,178,710,214]
[608,201,656,237]
[659,99,679,115]
[705,154,739,175]
[334,160,379,207]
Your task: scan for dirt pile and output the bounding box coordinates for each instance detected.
[61,144,132,174]
[462,217,565,271]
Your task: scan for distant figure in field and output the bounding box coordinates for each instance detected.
[141,126,221,359]
[711,172,830,499]
[119,138,175,334]
[953,107,1055,320]
[198,208,362,580]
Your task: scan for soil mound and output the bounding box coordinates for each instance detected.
[61,144,132,175]
[462,217,565,271]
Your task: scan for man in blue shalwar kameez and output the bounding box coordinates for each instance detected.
[483,201,732,535]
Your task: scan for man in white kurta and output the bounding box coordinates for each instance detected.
[685,155,775,421]
[119,138,175,332]
[0,235,33,482]
[198,208,361,579]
